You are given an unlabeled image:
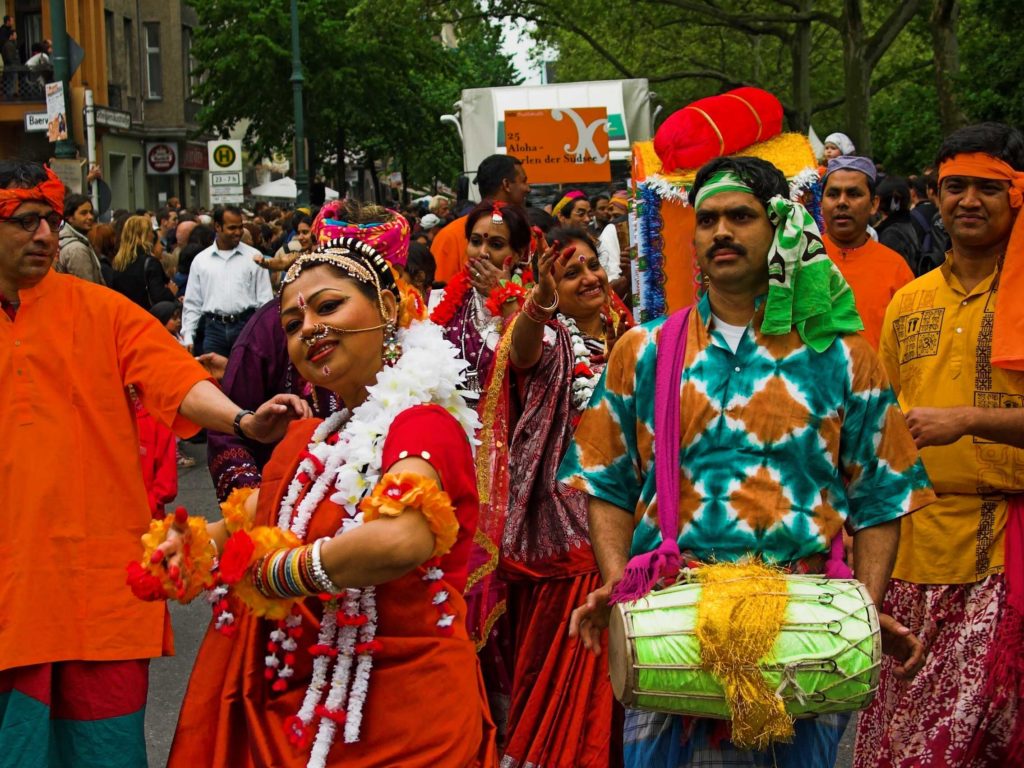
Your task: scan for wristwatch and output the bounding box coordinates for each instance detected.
[233,409,255,440]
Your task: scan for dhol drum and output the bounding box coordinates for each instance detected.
[608,573,881,719]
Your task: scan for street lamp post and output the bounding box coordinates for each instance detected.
[290,0,309,206]
[49,0,75,159]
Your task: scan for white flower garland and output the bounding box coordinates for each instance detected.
[268,320,480,768]
[559,314,603,411]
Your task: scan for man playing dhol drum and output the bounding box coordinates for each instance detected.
[559,155,934,767]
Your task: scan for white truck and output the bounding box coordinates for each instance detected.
[442,78,656,200]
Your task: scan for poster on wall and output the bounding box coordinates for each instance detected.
[504,107,611,184]
[45,82,68,142]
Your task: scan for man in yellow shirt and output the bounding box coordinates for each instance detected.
[855,123,1024,767]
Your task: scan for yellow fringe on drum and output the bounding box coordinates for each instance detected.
[696,561,794,750]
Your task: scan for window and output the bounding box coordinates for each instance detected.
[182,26,198,99]
[143,22,161,100]
[123,17,134,96]
[105,11,115,80]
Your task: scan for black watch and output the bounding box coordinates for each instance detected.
[233,409,255,440]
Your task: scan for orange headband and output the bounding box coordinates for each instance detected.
[940,153,1024,371]
[0,166,66,219]
[938,153,1024,208]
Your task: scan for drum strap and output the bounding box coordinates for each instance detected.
[610,305,693,605]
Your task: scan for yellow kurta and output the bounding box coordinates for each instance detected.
[880,256,1024,584]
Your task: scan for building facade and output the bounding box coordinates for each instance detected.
[1,0,210,211]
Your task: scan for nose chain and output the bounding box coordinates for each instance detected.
[303,324,331,347]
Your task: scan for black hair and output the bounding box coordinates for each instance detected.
[590,193,610,208]
[292,212,312,230]
[908,175,928,200]
[475,154,523,199]
[213,205,243,226]
[877,176,912,216]
[555,191,589,221]
[406,241,436,287]
[188,224,215,249]
[464,201,532,254]
[526,207,555,234]
[936,122,1024,171]
[0,160,50,190]
[63,192,92,220]
[157,206,175,224]
[688,156,788,208]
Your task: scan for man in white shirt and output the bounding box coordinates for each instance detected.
[182,205,272,355]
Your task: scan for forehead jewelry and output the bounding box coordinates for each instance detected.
[303,324,331,348]
[322,365,331,376]
[297,292,307,310]
[491,204,505,224]
[578,254,586,264]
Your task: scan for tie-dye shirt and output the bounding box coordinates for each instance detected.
[558,294,934,565]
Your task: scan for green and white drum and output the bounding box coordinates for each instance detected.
[607,574,881,718]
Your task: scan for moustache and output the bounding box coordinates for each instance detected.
[704,241,748,260]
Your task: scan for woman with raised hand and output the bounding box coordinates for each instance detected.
[472,225,631,767]
[428,201,533,394]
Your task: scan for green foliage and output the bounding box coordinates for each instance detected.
[188,0,519,188]
[507,0,1024,171]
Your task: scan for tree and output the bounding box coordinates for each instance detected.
[188,0,519,192]
[494,0,926,153]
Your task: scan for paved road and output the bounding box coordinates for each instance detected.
[144,443,857,767]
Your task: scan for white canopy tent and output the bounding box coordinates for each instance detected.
[250,177,340,201]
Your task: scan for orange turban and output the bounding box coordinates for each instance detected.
[939,153,1024,371]
[0,165,65,219]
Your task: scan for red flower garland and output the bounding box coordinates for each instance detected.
[429,270,472,326]
[485,280,528,317]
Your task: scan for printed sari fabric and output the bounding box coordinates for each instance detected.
[854,576,1019,767]
[0,660,149,768]
[471,316,621,768]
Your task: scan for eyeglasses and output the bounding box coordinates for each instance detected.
[0,212,63,233]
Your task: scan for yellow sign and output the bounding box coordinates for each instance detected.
[213,145,236,168]
[505,107,611,184]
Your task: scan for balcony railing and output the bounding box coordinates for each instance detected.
[107,83,142,123]
[0,65,52,102]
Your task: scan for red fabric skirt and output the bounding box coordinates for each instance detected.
[500,569,623,768]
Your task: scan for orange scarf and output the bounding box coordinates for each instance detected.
[0,165,65,219]
[939,153,1024,370]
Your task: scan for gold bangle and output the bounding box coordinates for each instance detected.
[530,289,558,313]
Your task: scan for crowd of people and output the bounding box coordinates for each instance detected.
[0,118,1021,768]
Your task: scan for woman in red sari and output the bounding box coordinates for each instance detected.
[474,226,631,767]
[146,237,495,767]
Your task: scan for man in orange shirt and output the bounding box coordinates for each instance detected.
[822,155,914,349]
[432,154,530,283]
[0,161,308,765]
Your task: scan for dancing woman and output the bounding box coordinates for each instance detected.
[473,226,631,767]
[142,238,495,767]
[429,201,532,393]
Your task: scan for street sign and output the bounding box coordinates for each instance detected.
[208,140,242,172]
[211,172,242,186]
[24,112,47,132]
[146,142,179,175]
[95,106,132,130]
[210,185,243,196]
[210,192,244,205]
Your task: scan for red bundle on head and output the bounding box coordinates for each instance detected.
[653,87,784,172]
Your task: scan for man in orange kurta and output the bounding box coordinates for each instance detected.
[822,155,914,350]
[432,154,530,283]
[0,161,307,766]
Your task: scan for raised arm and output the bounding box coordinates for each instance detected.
[510,241,573,370]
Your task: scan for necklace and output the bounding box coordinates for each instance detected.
[559,313,606,411]
[270,320,480,766]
